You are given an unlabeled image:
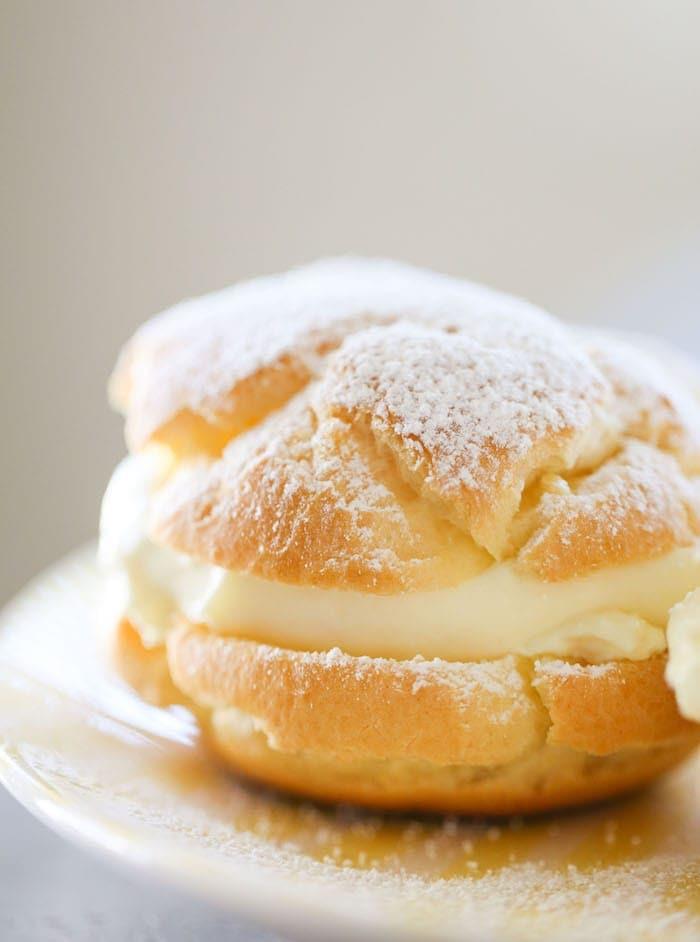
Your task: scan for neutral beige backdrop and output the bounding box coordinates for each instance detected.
[2,0,699,603]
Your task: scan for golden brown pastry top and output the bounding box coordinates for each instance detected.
[110,258,700,591]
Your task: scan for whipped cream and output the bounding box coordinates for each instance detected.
[99,451,700,663]
[666,590,700,721]
[99,447,215,647]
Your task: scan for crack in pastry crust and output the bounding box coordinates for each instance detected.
[318,322,614,559]
[517,441,700,581]
[151,394,491,592]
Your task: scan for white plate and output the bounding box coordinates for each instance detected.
[1,547,700,941]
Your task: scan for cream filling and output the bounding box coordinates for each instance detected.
[666,590,700,722]
[99,451,700,665]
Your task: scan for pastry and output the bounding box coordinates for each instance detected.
[100,258,700,813]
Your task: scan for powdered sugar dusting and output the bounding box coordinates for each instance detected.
[519,440,700,580]
[155,385,488,592]
[258,642,526,723]
[119,257,700,586]
[321,320,612,555]
[534,659,616,680]
[115,257,556,444]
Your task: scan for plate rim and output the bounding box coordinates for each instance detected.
[0,545,488,942]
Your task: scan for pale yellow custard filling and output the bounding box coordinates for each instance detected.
[99,452,700,677]
[667,590,700,722]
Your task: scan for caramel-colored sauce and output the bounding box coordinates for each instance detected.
[150,745,700,886]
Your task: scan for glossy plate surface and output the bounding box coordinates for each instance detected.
[1,547,700,941]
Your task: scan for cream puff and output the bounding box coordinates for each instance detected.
[100,258,700,814]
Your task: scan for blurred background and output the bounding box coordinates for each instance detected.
[1,3,699,938]
[2,0,699,602]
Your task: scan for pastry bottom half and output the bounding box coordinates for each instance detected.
[115,619,700,815]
